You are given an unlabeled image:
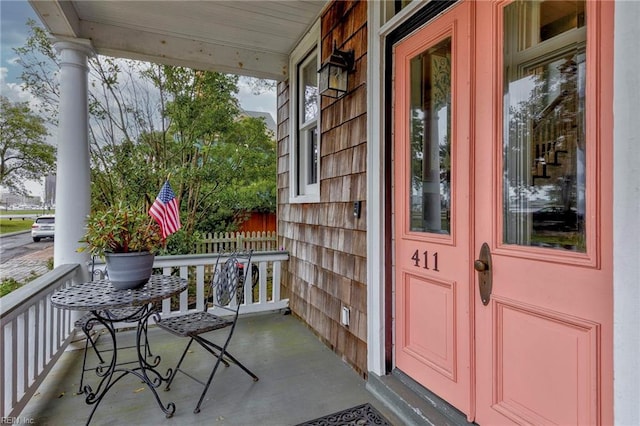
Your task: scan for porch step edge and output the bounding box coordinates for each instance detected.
[366,369,473,426]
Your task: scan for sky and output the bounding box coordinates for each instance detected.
[0,0,277,199]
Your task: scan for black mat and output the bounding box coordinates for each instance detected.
[296,403,393,426]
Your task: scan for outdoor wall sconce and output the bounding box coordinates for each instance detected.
[318,42,355,99]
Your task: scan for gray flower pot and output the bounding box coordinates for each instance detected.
[105,251,155,290]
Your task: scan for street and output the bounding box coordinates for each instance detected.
[0,232,54,263]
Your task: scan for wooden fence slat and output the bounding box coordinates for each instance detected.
[195,231,278,254]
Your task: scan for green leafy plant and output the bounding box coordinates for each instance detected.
[79,202,163,257]
[0,278,22,297]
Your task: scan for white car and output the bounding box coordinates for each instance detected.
[31,215,55,242]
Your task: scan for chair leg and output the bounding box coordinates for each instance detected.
[215,349,259,381]
[191,336,259,414]
[193,347,227,414]
[165,337,195,391]
[198,338,258,381]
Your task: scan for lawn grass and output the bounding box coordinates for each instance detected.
[0,209,54,235]
[0,218,34,234]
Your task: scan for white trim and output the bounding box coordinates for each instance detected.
[365,0,431,379]
[289,20,321,204]
[366,0,439,379]
[366,0,387,376]
[613,2,640,424]
[379,0,430,37]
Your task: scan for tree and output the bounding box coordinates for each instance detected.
[0,96,55,194]
[14,20,276,250]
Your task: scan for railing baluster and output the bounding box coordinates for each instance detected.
[179,266,189,313]
[273,259,282,302]
[10,321,17,412]
[196,264,205,312]
[1,321,6,417]
[259,261,268,304]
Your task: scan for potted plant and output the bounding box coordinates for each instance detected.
[79,202,163,290]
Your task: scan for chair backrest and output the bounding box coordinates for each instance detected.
[209,250,253,314]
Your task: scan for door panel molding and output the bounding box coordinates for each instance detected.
[492,298,600,425]
[400,272,458,380]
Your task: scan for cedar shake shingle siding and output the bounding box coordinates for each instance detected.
[277,0,368,376]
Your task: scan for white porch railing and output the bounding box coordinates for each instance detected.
[1,264,84,419]
[0,250,289,419]
[152,250,289,318]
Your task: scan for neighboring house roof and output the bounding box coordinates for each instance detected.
[241,110,277,135]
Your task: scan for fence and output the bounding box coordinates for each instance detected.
[195,231,278,253]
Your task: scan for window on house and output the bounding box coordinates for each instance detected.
[290,21,320,202]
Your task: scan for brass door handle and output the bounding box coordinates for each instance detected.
[476,243,492,306]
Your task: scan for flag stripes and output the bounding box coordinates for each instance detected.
[149,180,182,239]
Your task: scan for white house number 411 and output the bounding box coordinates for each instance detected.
[411,249,439,272]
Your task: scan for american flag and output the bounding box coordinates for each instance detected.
[149,180,182,239]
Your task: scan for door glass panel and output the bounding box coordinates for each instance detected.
[503,0,586,251]
[409,37,451,234]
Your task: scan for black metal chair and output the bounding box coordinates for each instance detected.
[75,261,154,394]
[156,250,259,413]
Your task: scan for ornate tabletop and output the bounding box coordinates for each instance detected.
[51,274,187,311]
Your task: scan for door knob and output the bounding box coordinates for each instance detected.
[476,243,492,306]
[474,259,488,272]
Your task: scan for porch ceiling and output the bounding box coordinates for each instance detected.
[28,0,327,81]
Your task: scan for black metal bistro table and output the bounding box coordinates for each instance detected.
[51,275,187,425]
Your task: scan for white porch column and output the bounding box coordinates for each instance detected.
[613,2,640,425]
[52,39,94,273]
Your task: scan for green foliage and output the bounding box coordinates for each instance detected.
[0,278,22,298]
[15,21,277,253]
[0,96,55,194]
[219,116,277,213]
[156,229,202,256]
[79,202,163,257]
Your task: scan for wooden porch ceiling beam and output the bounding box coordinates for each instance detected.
[29,1,290,81]
[29,0,82,37]
[82,21,289,81]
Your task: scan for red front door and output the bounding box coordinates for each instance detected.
[392,1,613,424]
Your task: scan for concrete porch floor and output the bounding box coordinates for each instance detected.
[19,312,404,426]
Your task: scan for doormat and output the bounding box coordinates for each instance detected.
[296,403,392,426]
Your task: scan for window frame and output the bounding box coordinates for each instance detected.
[289,20,321,203]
